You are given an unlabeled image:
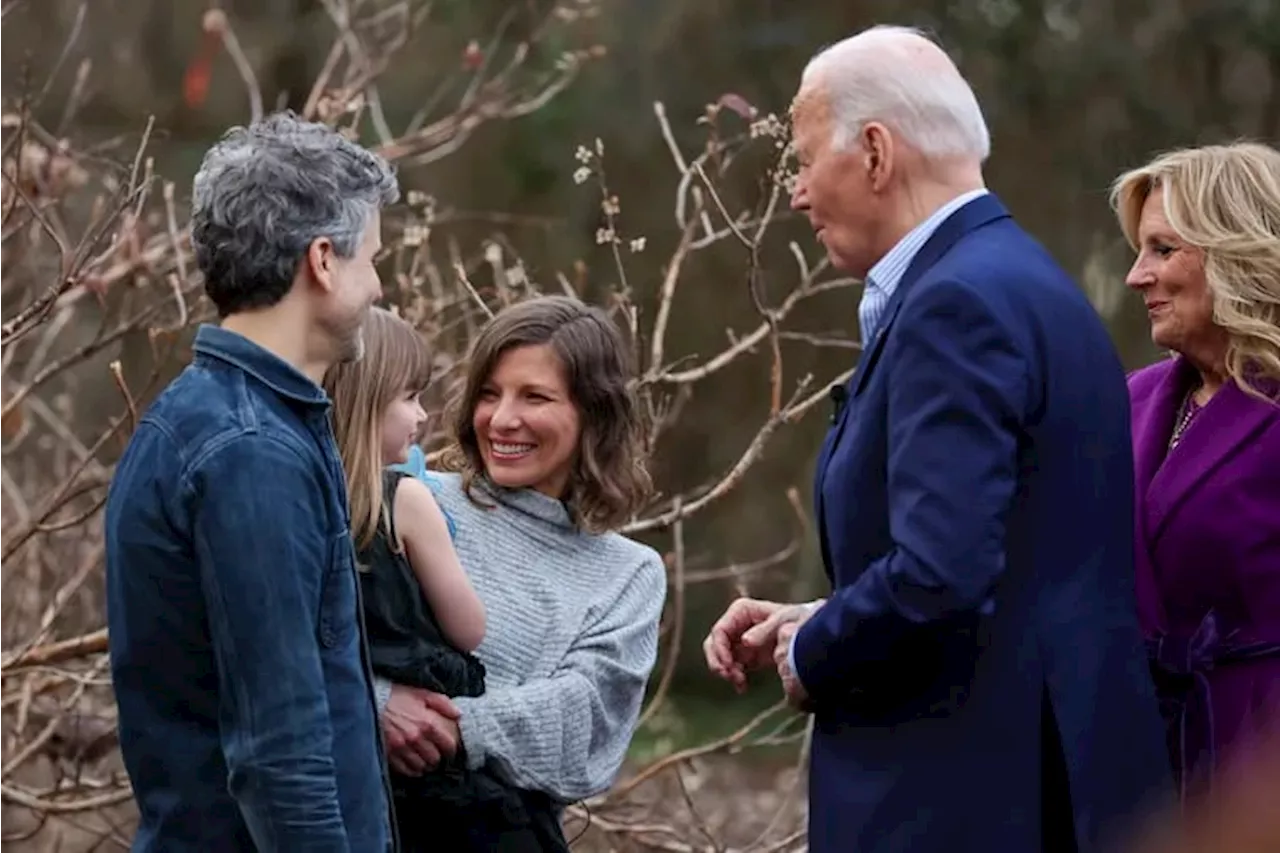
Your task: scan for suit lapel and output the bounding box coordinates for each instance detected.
[813,193,1012,579]
[1147,377,1278,543]
[850,194,1011,400]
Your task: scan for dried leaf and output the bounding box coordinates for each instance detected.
[1,400,23,441]
[715,93,758,120]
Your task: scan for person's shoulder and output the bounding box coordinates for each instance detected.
[596,533,667,594]
[187,431,320,493]
[401,469,464,538]
[1126,356,1177,398]
[945,210,1079,298]
[391,470,458,515]
[146,361,313,465]
[415,469,464,502]
[120,367,244,474]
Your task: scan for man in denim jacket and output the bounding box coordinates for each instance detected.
[105,112,398,852]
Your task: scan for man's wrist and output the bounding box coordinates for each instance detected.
[786,599,824,688]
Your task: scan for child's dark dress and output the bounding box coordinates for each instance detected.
[358,470,570,853]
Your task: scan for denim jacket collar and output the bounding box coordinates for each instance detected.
[191,324,330,410]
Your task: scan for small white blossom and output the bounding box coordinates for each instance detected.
[757,113,788,139]
[601,195,620,216]
[504,264,528,287]
[575,145,592,163]
[629,237,646,253]
[595,226,616,245]
[573,166,591,185]
[402,225,429,247]
[594,137,604,156]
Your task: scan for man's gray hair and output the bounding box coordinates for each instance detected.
[191,111,399,317]
[801,25,990,162]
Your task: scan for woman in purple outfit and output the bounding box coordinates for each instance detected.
[1111,141,1280,804]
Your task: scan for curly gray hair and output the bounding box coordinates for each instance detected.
[191,111,399,317]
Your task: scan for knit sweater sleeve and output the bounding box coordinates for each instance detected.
[452,552,666,802]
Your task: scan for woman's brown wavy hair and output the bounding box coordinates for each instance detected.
[439,295,652,533]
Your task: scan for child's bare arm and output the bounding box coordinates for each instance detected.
[393,477,486,651]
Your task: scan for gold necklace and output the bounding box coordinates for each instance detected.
[1168,388,1200,450]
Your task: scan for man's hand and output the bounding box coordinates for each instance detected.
[379,685,461,777]
[704,597,811,693]
[775,618,813,712]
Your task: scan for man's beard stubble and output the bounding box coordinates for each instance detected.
[338,324,365,364]
[323,305,366,366]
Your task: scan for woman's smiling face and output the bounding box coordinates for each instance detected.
[1125,186,1217,356]
[472,343,582,499]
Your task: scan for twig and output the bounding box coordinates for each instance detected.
[108,360,137,432]
[32,1,87,110]
[649,278,856,387]
[452,261,492,320]
[637,500,684,728]
[692,162,751,248]
[683,540,799,585]
[607,699,792,800]
[0,781,134,815]
[1,629,108,674]
[213,13,264,122]
[647,218,697,375]
[625,376,816,534]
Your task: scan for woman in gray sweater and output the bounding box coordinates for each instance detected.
[373,295,667,850]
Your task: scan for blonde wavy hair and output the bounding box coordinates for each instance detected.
[1110,141,1280,401]
[322,307,433,550]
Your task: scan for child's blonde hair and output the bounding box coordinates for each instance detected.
[323,307,433,549]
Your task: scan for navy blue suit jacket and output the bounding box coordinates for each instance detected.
[794,195,1171,853]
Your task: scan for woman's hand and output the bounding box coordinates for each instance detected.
[380,685,461,776]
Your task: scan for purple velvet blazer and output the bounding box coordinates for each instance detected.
[1128,356,1280,798]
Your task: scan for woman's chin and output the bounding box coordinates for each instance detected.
[1149,326,1181,354]
[485,465,531,489]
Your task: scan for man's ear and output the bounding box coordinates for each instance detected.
[305,237,337,293]
[861,122,894,192]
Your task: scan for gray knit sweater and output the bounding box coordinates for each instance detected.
[372,471,666,802]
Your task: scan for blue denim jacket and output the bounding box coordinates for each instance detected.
[105,326,391,852]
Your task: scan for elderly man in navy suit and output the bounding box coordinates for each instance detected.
[704,25,1172,853]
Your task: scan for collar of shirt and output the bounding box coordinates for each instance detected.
[192,323,330,411]
[862,187,991,306]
